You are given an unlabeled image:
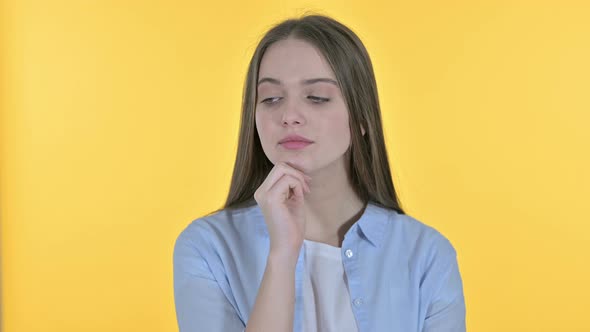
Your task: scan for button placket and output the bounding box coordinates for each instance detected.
[342,233,364,319]
[345,249,353,258]
[353,298,363,307]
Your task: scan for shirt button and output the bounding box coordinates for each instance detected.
[353,298,363,307]
[345,249,353,258]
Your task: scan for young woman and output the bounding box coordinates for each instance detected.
[173,14,466,332]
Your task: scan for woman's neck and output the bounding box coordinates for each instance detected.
[302,161,366,247]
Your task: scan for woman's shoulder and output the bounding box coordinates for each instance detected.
[174,203,265,253]
[375,204,458,257]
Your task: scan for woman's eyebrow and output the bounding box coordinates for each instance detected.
[257,77,339,87]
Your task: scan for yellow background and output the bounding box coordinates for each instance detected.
[2,1,589,331]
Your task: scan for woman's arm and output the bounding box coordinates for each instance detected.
[173,231,245,332]
[245,251,298,332]
[421,236,466,332]
[246,162,311,331]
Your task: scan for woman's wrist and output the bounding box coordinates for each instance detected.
[267,248,299,269]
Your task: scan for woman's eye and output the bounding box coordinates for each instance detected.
[260,97,282,104]
[308,96,330,103]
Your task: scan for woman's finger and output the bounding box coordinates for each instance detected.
[266,174,307,203]
[258,162,311,194]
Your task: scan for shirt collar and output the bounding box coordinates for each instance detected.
[355,202,390,248]
[251,201,390,248]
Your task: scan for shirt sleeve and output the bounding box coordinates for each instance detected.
[173,228,245,332]
[421,237,467,332]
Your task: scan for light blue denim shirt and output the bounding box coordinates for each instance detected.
[173,201,466,332]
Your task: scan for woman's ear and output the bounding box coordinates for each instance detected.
[361,124,366,136]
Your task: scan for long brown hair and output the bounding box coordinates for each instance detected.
[214,14,405,215]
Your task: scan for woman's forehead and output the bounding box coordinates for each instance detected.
[258,38,336,81]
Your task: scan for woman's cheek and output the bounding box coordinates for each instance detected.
[256,116,275,150]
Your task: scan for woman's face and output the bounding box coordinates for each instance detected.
[255,37,355,175]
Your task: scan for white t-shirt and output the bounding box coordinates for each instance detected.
[302,239,359,332]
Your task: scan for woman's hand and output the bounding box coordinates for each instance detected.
[254,162,312,262]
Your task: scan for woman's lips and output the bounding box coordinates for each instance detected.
[280,141,313,150]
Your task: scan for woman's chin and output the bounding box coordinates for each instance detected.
[274,158,310,174]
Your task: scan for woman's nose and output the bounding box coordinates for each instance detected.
[281,100,305,126]
[282,117,302,126]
